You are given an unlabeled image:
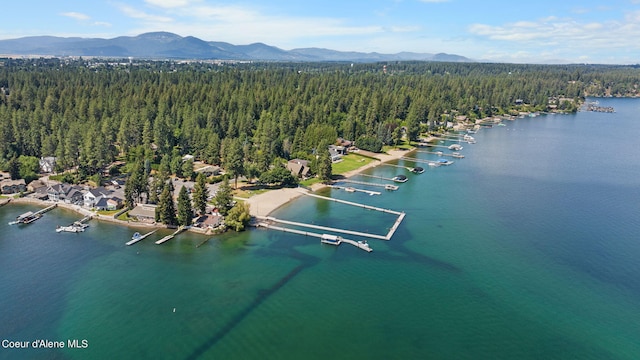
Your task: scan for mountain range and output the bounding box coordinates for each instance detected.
[0,32,472,63]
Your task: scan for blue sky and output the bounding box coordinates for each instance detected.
[2,0,640,64]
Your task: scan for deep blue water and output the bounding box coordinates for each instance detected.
[1,97,639,359]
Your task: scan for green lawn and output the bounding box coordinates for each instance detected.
[332,154,375,175]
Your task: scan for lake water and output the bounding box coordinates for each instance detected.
[1,97,640,359]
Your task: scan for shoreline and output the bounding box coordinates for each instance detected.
[244,148,408,217]
[4,149,409,234]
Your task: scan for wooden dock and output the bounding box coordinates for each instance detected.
[155,226,187,245]
[401,156,441,166]
[338,179,396,190]
[300,191,403,216]
[257,216,389,240]
[34,203,57,216]
[255,222,373,252]
[126,229,158,246]
[357,173,397,182]
[414,150,462,158]
[328,184,380,196]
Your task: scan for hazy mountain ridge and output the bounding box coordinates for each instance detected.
[0,32,472,62]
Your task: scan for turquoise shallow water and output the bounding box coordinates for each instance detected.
[1,98,640,359]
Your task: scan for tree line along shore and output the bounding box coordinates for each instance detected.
[1,59,639,231]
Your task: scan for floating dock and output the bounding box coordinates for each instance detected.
[155,226,187,245]
[255,222,373,252]
[126,229,158,246]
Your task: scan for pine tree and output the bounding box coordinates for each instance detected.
[213,177,233,216]
[192,172,209,216]
[316,140,332,183]
[157,183,177,226]
[176,185,193,227]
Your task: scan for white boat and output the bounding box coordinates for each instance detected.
[385,184,399,191]
[131,232,142,241]
[344,187,356,193]
[409,166,424,174]
[438,159,454,166]
[448,144,463,151]
[56,225,84,233]
[451,152,465,159]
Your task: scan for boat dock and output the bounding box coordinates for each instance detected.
[328,184,380,196]
[401,156,441,167]
[338,179,397,190]
[255,222,373,252]
[126,229,158,246]
[257,216,389,240]
[357,173,397,182]
[414,150,462,158]
[155,226,187,245]
[35,203,57,216]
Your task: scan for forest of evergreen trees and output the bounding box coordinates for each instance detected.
[1,58,639,182]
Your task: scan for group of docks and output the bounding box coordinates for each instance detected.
[254,190,405,253]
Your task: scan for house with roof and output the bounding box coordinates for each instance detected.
[194,165,221,177]
[128,204,157,223]
[287,159,311,179]
[106,197,123,211]
[0,179,26,194]
[328,145,347,162]
[194,212,223,230]
[47,184,73,202]
[39,157,57,174]
[83,187,113,209]
[27,180,47,192]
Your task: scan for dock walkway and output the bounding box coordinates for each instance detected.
[255,222,373,252]
[126,230,158,246]
[155,226,187,245]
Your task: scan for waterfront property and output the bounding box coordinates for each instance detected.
[128,204,157,223]
[0,179,26,194]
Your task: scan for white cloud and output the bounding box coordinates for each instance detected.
[469,13,640,51]
[61,12,91,21]
[124,3,388,47]
[118,4,174,23]
[144,0,194,8]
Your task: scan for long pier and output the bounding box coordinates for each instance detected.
[34,203,57,216]
[414,150,464,158]
[338,179,397,190]
[327,185,380,196]
[300,191,403,216]
[255,222,373,252]
[155,226,187,245]
[126,229,158,246]
[401,156,441,166]
[357,173,397,182]
[257,216,388,240]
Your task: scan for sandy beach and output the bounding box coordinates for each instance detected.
[245,149,408,217]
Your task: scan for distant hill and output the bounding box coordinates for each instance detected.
[0,32,472,63]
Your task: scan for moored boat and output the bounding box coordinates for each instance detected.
[392,175,408,183]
